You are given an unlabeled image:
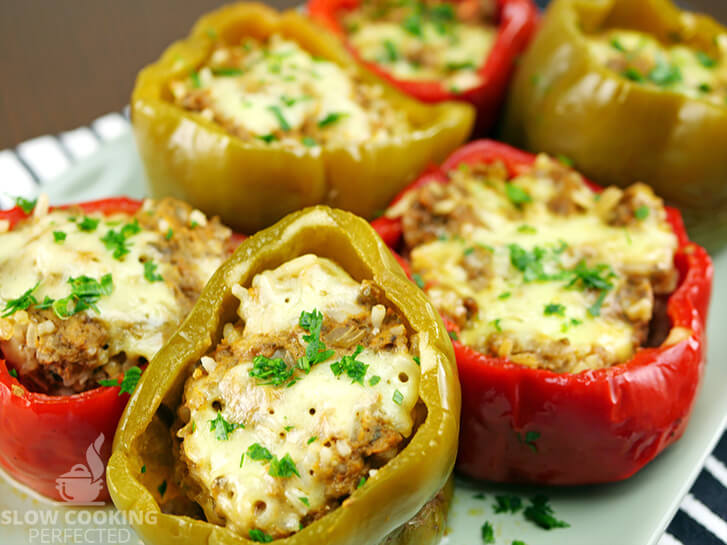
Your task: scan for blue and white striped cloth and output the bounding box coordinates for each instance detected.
[0,110,726,545]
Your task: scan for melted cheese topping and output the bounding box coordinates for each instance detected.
[589,29,727,104]
[0,209,181,362]
[344,0,496,92]
[391,155,678,372]
[179,255,419,538]
[170,35,410,148]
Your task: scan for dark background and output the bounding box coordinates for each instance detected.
[1,0,725,148]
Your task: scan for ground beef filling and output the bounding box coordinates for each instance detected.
[0,198,234,395]
[174,278,418,538]
[395,156,678,373]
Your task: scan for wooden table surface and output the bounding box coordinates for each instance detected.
[1,0,725,149]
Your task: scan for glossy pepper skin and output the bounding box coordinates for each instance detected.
[0,198,142,502]
[132,2,474,235]
[107,206,460,544]
[372,140,713,484]
[502,0,727,214]
[308,0,537,134]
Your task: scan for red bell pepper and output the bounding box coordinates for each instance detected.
[372,140,713,484]
[307,0,538,134]
[0,198,242,501]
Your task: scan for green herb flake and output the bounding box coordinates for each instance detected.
[517,224,537,234]
[143,261,163,283]
[297,309,335,373]
[302,136,317,147]
[141,465,146,474]
[35,296,54,310]
[357,476,367,489]
[119,366,142,395]
[473,492,486,500]
[77,216,100,232]
[512,541,528,545]
[307,436,317,445]
[481,520,495,544]
[413,356,421,366]
[53,231,67,243]
[240,453,245,467]
[268,453,300,478]
[212,67,244,77]
[448,330,459,341]
[498,292,511,300]
[209,410,244,440]
[446,60,477,71]
[588,291,608,317]
[634,205,650,220]
[257,133,277,144]
[517,430,541,452]
[101,220,141,260]
[523,495,570,530]
[369,375,381,386]
[556,154,574,167]
[52,274,114,319]
[2,282,40,317]
[623,67,645,82]
[247,443,273,462]
[493,494,523,514]
[382,39,399,62]
[392,389,404,405]
[267,105,291,131]
[190,71,202,88]
[699,83,712,93]
[649,60,682,86]
[331,345,368,385]
[490,318,502,332]
[412,273,425,289]
[544,303,566,317]
[401,13,422,37]
[505,183,532,208]
[696,51,717,68]
[165,228,174,240]
[14,196,37,214]
[317,112,349,128]
[249,355,294,387]
[157,480,167,497]
[299,496,310,506]
[249,529,273,543]
[9,368,18,378]
[610,38,626,52]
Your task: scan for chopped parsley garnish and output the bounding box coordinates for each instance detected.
[53,231,66,243]
[517,224,537,234]
[412,273,425,289]
[481,521,495,544]
[35,296,54,310]
[299,496,310,506]
[473,492,486,500]
[249,529,273,543]
[699,83,712,93]
[446,60,477,71]
[249,355,294,386]
[505,183,532,208]
[14,196,37,214]
[490,318,502,332]
[392,389,404,405]
[212,67,244,77]
[165,228,174,240]
[247,443,273,462]
[357,476,367,489]
[302,136,317,147]
[493,495,523,514]
[648,60,682,86]
[2,282,40,317]
[610,38,626,52]
[101,220,141,260]
[696,51,717,68]
[588,291,608,317]
[382,39,399,62]
[317,112,348,128]
[413,356,421,366]
[401,13,423,36]
[556,154,574,167]
[77,216,100,232]
[517,430,541,452]
[257,133,277,143]
[283,425,294,432]
[369,375,381,386]
[157,480,167,497]
[267,105,291,131]
[513,541,528,545]
[634,205,650,220]
[508,244,548,282]
[544,303,566,317]
[190,71,202,88]
[498,292,511,300]
[566,261,615,293]
[623,67,645,82]
[143,261,163,283]
[52,274,114,319]
[208,410,244,440]
[463,247,475,256]
[448,330,459,341]
[331,345,368,385]
[141,465,146,474]
[268,453,300,478]
[9,369,18,378]
[298,309,335,372]
[307,436,317,445]
[523,495,570,530]
[98,366,142,396]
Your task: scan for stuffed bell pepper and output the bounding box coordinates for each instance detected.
[308,0,537,133]
[0,195,238,501]
[502,0,727,214]
[132,2,474,234]
[373,140,712,484]
[107,206,459,544]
